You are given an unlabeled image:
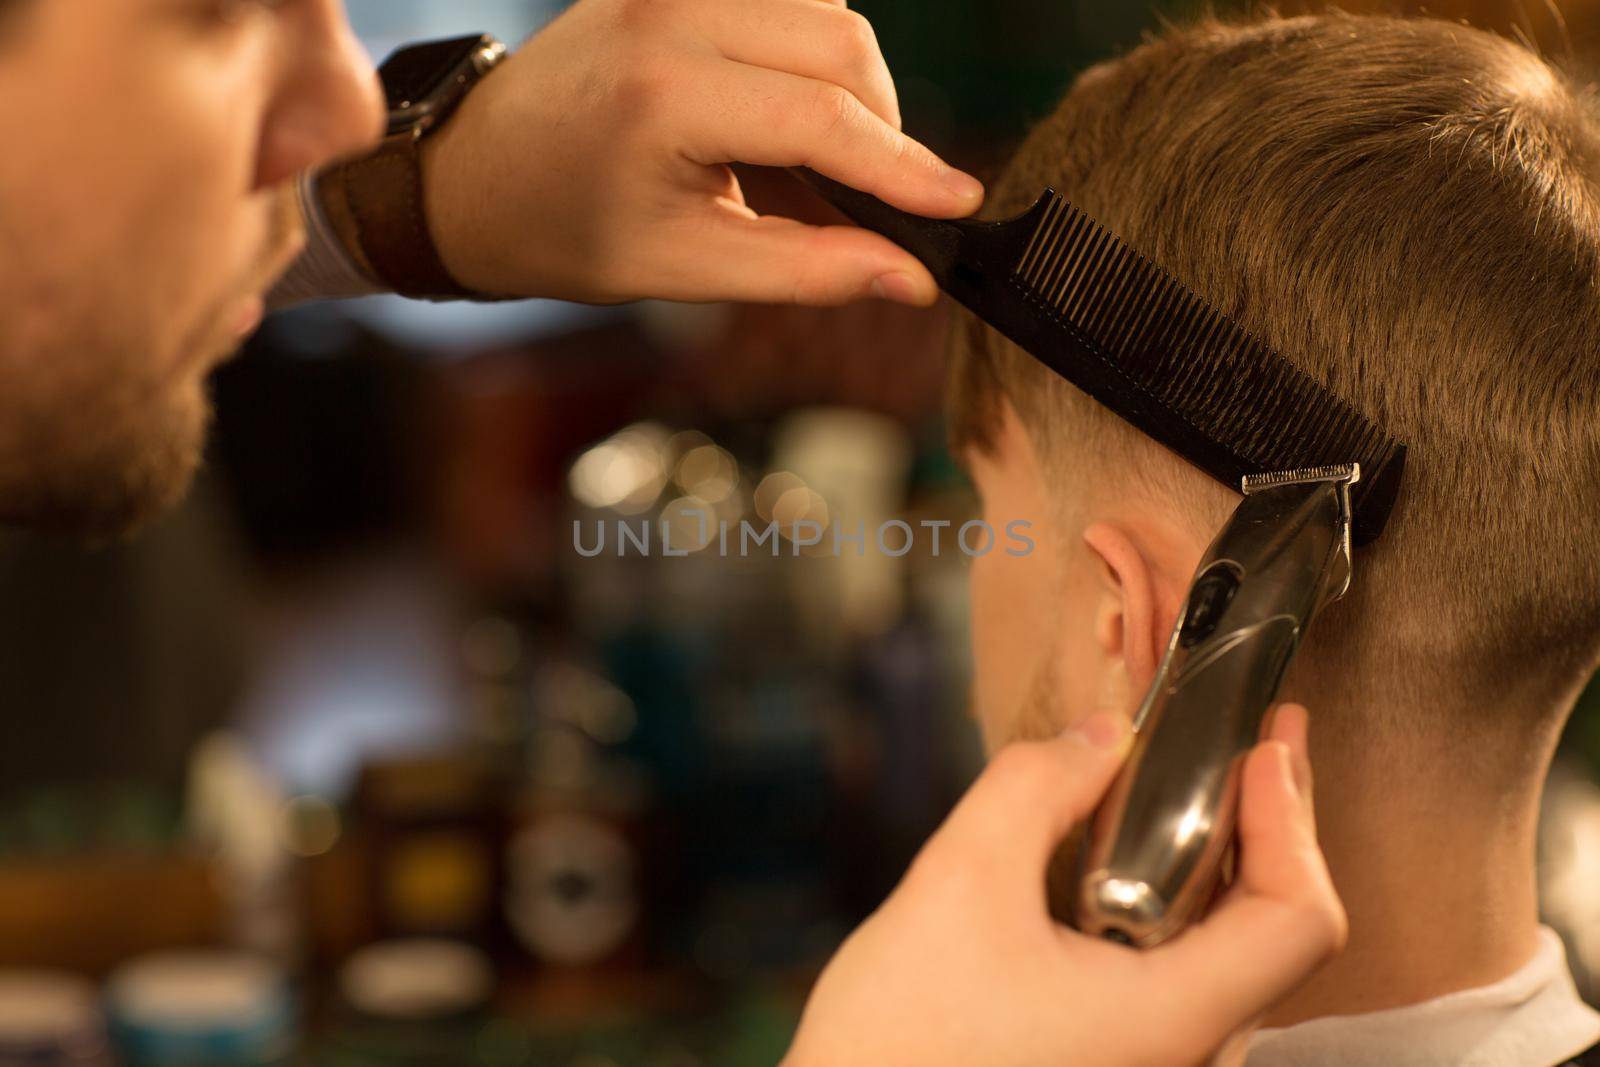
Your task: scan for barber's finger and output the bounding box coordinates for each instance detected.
[695,0,901,128]
[1149,737,1346,1039]
[1224,705,1316,905]
[678,62,982,219]
[1267,702,1315,814]
[665,207,937,305]
[931,714,1133,881]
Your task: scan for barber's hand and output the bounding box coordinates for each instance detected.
[419,0,982,306]
[784,705,1346,1067]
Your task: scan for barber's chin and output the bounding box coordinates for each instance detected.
[5,387,208,543]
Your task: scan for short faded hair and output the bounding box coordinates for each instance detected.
[948,12,1600,739]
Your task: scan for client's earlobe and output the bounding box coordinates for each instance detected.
[1098,657,1133,717]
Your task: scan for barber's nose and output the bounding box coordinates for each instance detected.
[255,15,386,189]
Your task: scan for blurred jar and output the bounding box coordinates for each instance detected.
[0,970,111,1067]
[105,952,295,1067]
[326,939,495,1067]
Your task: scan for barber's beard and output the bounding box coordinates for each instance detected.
[0,187,303,539]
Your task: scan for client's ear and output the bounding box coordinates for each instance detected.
[1082,522,1168,712]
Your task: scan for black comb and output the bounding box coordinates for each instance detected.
[791,168,1406,545]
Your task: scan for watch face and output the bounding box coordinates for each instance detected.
[380,34,496,132]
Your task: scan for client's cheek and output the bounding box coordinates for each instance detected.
[968,551,1035,739]
[1007,653,1071,745]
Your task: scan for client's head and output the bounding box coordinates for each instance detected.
[951,13,1600,790]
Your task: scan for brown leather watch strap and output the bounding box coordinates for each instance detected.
[337,132,477,302]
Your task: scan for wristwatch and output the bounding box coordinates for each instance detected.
[322,34,509,301]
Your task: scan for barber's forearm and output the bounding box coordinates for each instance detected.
[265,170,385,312]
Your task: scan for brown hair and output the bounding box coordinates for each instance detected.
[948,12,1600,744]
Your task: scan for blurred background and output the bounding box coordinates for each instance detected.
[3,0,1600,1063]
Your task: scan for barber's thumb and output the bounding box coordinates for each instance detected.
[944,713,1133,872]
[1149,735,1345,1035]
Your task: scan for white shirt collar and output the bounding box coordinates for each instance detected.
[1245,926,1600,1067]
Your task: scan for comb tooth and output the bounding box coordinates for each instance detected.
[1022,204,1080,305]
[1212,316,1255,382]
[1163,302,1217,401]
[1186,315,1235,409]
[1136,287,1187,378]
[1120,259,1184,363]
[1295,377,1340,464]
[1018,198,1069,288]
[1138,294,1191,400]
[1177,310,1235,412]
[1060,227,1119,322]
[1359,412,1391,463]
[1015,195,1064,282]
[1213,318,1253,375]
[1306,386,1365,469]
[1346,417,1382,470]
[1115,257,1169,357]
[1046,214,1105,315]
[1216,333,1262,421]
[1053,244,1098,321]
[1371,437,1399,478]
[1300,371,1350,463]
[1350,431,1377,470]
[1278,371,1319,463]
[1030,207,1094,307]
[1208,338,1254,416]
[1032,201,1078,291]
[1161,284,1213,384]
[1016,204,1060,290]
[1098,249,1157,351]
[1096,257,1146,356]
[1080,242,1141,344]
[1216,337,1254,435]
[1237,350,1288,461]
[1364,423,1391,468]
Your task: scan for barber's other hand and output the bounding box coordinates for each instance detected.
[784,705,1346,1067]
[419,0,982,305]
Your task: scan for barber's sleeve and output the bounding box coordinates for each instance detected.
[266,171,387,311]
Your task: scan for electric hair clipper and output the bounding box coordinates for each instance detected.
[1073,463,1360,947]
[784,170,1404,943]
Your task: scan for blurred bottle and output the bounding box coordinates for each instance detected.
[350,752,504,947]
[187,735,299,969]
[507,658,650,973]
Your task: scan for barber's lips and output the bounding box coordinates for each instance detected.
[229,229,306,341]
[230,295,266,339]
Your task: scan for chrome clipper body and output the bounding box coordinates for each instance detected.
[1073,464,1360,947]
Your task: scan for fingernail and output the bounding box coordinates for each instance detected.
[870,272,923,305]
[941,167,984,204]
[1071,711,1130,752]
[1279,745,1315,817]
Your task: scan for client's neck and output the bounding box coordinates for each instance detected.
[1261,722,1556,1028]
